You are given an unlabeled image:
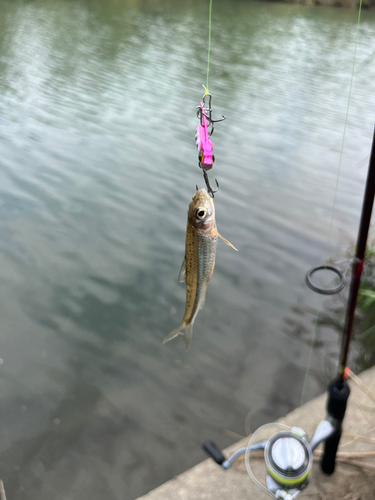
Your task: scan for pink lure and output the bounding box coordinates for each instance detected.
[195,102,214,170]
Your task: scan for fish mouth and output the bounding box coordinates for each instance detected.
[192,189,214,208]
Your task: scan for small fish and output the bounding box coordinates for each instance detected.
[163,188,237,349]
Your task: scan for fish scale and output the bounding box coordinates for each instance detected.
[184,227,217,324]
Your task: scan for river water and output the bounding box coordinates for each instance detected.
[0,0,375,498]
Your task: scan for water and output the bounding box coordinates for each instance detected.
[0,0,375,498]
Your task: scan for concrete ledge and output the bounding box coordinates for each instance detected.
[137,367,375,500]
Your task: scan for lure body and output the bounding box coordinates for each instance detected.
[195,102,214,170]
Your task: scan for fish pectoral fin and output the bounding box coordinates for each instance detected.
[162,322,193,350]
[215,231,238,251]
[177,257,186,284]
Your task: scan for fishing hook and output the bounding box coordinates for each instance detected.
[195,92,223,197]
[196,93,226,136]
[203,170,219,198]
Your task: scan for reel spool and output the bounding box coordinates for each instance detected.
[246,424,313,500]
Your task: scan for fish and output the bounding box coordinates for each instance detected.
[163,188,237,349]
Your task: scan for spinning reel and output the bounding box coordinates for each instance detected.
[204,419,338,499]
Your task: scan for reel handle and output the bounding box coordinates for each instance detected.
[202,441,225,465]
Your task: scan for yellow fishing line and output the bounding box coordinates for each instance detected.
[300,0,363,408]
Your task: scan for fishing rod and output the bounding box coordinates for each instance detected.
[202,126,375,497]
[320,125,375,474]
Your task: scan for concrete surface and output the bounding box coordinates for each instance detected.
[137,367,375,500]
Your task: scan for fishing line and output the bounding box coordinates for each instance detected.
[299,0,363,408]
[328,0,363,252]
[206,0,213,93]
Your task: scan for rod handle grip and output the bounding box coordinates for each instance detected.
[320,428,342,475]
[202,441,225,465]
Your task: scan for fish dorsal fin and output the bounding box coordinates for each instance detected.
[213,231,238,251]
[177,257,186,284]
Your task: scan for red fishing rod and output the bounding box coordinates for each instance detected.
[321,125,375,474]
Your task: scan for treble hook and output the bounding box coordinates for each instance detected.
[197,93,226,136]
[203,170,219,198]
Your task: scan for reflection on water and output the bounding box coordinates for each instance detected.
[0,0,375,498]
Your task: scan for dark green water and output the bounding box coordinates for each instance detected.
[0,0,375,498]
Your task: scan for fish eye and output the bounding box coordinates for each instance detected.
[196,208,207,220]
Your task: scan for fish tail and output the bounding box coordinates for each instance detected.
[162,322,193,350]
